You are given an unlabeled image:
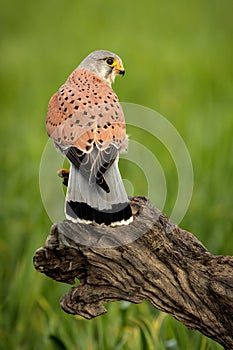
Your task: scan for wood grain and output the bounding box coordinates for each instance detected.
[33,196,233,349]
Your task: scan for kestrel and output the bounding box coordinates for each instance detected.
[46,50,133,226]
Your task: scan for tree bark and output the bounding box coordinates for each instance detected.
[33,196,233,350]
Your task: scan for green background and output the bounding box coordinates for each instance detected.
[1,0,232,349]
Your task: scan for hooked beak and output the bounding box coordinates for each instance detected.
[118,69,125,76]
[114,63,125,76]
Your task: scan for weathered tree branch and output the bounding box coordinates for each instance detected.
[33,196,233,349]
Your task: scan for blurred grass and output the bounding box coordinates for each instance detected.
[0,0,232,349]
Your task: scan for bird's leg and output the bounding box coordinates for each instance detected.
[57,169,70,187]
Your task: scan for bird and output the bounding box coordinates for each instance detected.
[46,50,133,226]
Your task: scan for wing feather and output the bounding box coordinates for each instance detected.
[60,143,119,185]
[47,69,128,192]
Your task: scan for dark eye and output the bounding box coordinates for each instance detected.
[105,58,114,66]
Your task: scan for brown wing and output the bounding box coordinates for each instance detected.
[46,69,127,186]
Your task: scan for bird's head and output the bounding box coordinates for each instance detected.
[78,50,125,86]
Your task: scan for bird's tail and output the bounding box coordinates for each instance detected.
[65,161,133,226]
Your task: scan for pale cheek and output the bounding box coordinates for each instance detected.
[98,67,116,86]
[110,74,116,84]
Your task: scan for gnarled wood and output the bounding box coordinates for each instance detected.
[33,196,233,350]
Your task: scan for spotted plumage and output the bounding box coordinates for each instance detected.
[47,69,125,151]
[46,50,133,226]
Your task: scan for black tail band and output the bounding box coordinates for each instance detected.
[66,201,132,226]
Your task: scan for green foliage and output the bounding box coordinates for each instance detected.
[0,0,232,349]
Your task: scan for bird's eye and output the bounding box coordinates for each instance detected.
[105,58,115,66]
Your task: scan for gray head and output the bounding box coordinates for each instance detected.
[78,50,125,86]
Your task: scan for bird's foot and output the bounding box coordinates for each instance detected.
[57,169,70,187]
